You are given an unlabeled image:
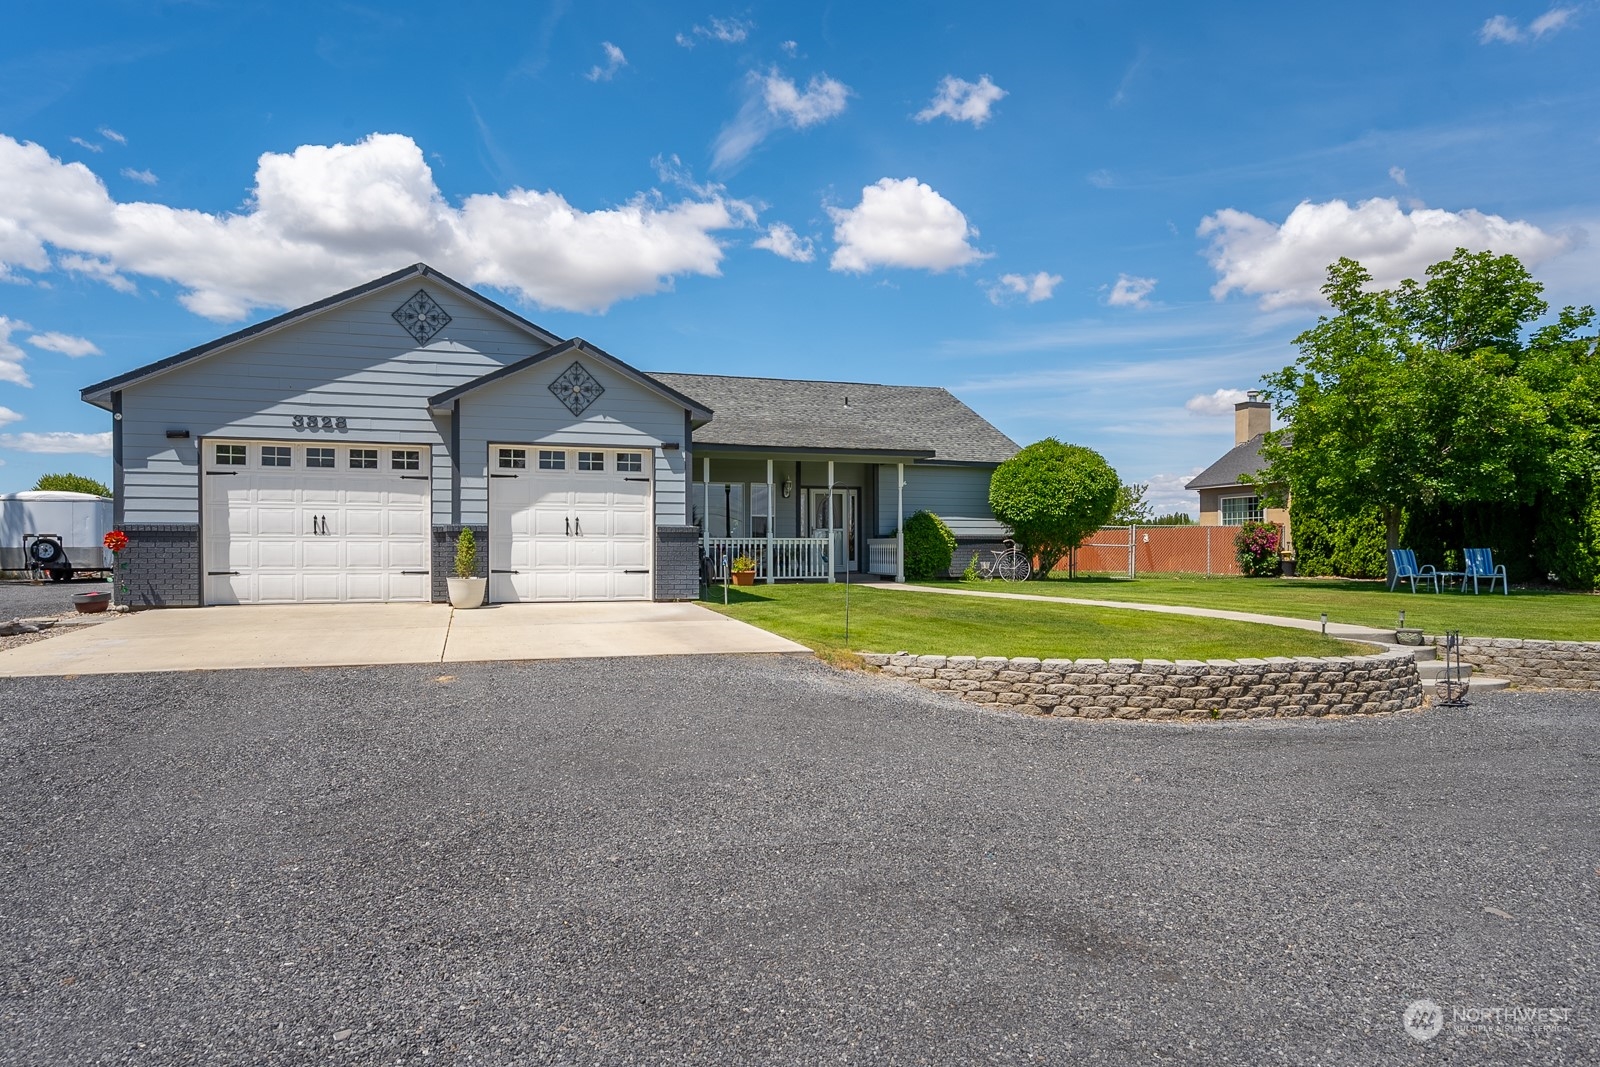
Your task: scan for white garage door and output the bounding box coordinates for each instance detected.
[203,440,431,604]
[488,445,653,602]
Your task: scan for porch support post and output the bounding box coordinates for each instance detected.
[765,458,775,584]
[826,459,835,584]
[702,455,710,559]
[896,462,905,583]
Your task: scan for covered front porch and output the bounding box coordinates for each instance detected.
[693,448,931,583]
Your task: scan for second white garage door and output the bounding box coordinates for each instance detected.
[488,445,653,602]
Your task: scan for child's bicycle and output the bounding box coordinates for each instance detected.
[976,539,1032,582]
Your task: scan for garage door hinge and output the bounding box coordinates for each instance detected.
[624,477,650,482]
[490,569,522,574]
[400,570,429,575]
[490,473,519,478]
[399,475,429,480]
[624,569,650,574]
[205,471,237,476]
[207,570,240,575]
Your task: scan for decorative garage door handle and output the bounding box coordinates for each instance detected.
[565,517,571,537]
[574,517,583,537]
[310,515,331,535]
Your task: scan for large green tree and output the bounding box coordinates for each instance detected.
[1109,482,1154,525]
[1259,249,1599,585]
[988,439,1120,577]
[33,472,111,497]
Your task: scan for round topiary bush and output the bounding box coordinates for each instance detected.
[902,510,958,580]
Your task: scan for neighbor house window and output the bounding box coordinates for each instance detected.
[215,444,246,465]
[538,449,566,470]
[578,451,604,471]
[616,452,643,473]
[306,447,335,469]
[349,448,378,470]
[498,448,526,469]
[1220,495,1264,525]
[391,449,421,471]
[261,446,291,468]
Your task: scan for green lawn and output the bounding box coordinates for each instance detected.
[700,583,1363,661]
[943,574,1600,641]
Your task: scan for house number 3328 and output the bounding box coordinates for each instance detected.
[292,415,348,432]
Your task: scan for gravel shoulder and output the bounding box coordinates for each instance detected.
[1,656,1594,1065]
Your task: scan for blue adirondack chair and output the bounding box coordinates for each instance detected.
[1462,548,1508,595]
[1387,548,1439,592]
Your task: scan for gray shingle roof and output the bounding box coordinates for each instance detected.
[651,373,1018,464]
[1186,434,1276,490]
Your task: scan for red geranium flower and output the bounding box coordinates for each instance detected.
[104,530,129,553]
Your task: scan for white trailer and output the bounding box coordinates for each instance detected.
[0,491,114,577]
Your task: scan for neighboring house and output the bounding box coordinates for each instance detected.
[1185,392,1292,556]
[80,263,1017,607]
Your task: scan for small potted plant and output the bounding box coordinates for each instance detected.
[730,554,758,586]
[447,528,486,608]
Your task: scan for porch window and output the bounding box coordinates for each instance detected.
[1220,495,1263,525]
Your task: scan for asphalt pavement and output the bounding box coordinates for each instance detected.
[0,656,1594,1065]
[0,577,109,619]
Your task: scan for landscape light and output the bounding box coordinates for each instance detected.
[1321,612,1328,636]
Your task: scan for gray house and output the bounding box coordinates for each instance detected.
[81,264,1016,607]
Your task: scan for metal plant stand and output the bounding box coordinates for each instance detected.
[1436,630,1471,707]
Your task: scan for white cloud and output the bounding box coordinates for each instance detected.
[0,431,112,455]
[1388,166,1408,187]
[914,75,1007,127]
[1107,273,1157,307]
[120,167,158,185]
[1198,197,1572,310]
[69,136,101,153]
[828,177,988,274]
[1086,169,1116,189]
[585,41,628,82]
[780,40,799,57]
[762,72,850,127]
[0,133,757,319]
[753,223,815,262]
[988,271,1061,305]
[1480,7,1577,42]
[99,128,127,145]
[712,70,851,170]
[1144,470,1204,517]
[0,316,31,386]
[676,16,752,47]
[1184,388,1251,416]
[0,406,21,428]
[28,331,102,357]
[1530,6,1577,35]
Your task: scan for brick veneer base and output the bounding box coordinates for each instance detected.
[654,525,701,601]
[1447,637,1600,690]
[857,650,1423,719]
[120,523,201,608]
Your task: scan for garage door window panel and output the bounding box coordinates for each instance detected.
[392,449,421,471]
[539,450,566,470]
[498,448,526,469]
[307,448,335,469]
[617,452,643,473]
[216,443,247,465]
[350,448,378,470]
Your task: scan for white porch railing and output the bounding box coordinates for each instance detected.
[867,538,900,577]
[704,536,831,580]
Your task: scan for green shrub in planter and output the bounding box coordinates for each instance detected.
[455,528,479,579]
[902,510,957,580]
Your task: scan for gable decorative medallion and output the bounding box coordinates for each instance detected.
[549,361,605,416]
[392,289,451,345]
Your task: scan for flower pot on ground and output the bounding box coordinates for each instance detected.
[449,528,487,608]
[730,554,758,586]
[72,590,111,614]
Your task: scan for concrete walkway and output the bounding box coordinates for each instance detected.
[862,582,1398,642]
[0,602,808,677]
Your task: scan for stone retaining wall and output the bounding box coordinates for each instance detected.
[857,650,1423,719]
[1447,637,1600,690]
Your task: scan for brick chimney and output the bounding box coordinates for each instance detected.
[1235,390,1271,445]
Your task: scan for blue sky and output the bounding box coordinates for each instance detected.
[2,1,1596,513]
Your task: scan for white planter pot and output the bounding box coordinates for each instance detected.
[447,576,487,609]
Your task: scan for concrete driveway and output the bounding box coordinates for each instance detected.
[0,601,806,676]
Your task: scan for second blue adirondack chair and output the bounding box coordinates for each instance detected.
[1462,548,1508,595]
[1388,548,1440,593]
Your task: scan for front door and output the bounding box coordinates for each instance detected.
[807,488,859,572]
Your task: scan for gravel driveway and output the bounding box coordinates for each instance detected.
[1,657,1594,1065]
[0,577,109,619]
